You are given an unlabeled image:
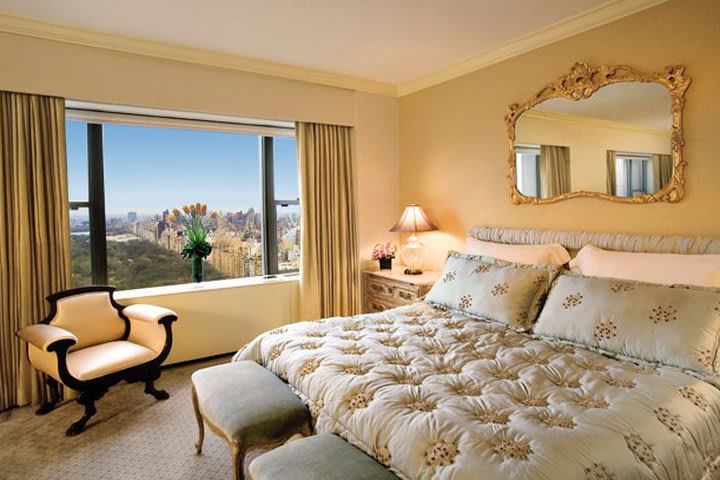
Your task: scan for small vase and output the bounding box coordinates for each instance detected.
[379,257,392,270]
[191,256,204,283]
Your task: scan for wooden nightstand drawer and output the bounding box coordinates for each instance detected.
[367,278,393,298]
[392,285,419,303]
[366,295,394,313]
[363,269,439,313]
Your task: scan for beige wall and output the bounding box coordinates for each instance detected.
[0,32,356,126]
[399,0,720,269]
[354,92,400,271]
[517,114,671,192]
[117,280,299,364]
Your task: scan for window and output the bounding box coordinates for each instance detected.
[66,107,299,290]
[515,144,540,197]
[614,154,654,197]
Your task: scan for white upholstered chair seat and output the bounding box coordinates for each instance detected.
[67,341,158,381]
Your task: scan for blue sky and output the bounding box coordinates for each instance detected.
[66,121,298,217]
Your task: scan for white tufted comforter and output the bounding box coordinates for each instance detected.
[234,303,720,479]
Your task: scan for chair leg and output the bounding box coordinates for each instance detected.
[66,391,97,436]
[191,385,205,454]
[232,444,246,480]
[144,378,170,400]
[35,376,61,416]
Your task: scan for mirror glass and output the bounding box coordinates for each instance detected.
[514,82,672,199]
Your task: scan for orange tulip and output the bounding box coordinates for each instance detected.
[200,204,207,215]
[166,214,176,223]
[182,204,190,214]
[195,202,202,213]
[189,204,196,213]
[210,211,218,219]
[172,208,181,217]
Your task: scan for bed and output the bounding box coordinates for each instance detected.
[233,227,720,480]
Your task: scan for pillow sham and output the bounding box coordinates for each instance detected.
[425,251,559,330]
[465,238,570,266]
[569,244,720,287]
[534,272,720,375]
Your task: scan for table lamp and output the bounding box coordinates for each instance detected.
[390,204,438,275]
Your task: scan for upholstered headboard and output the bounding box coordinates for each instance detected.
[468,226,720,257]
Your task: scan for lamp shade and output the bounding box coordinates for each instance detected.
[389,204,438,233]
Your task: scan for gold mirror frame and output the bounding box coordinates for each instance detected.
[506,62,691,204]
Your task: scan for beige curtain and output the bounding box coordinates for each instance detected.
[0,91,71,411]
[296,123,360,321]
[606,150,617,195]
[539,145,571,198]
[652,153,673,191]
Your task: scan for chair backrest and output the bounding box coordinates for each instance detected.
[48,289,127,350]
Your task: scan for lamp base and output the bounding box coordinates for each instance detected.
[404,268,423,275]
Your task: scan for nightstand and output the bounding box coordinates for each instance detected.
[363,269,440,313]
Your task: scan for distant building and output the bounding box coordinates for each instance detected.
[127,211,138,223]
[135,218,160,243]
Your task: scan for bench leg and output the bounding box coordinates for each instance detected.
[232,444,246,480]
[191,385,204,454]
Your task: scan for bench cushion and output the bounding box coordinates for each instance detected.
[191,361,308,445]
[249,434,397,480]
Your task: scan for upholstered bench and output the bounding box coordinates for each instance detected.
[249,433,398,480]
[191,361,311,480]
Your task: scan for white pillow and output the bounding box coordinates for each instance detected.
[569,244,720,287]
[464,238,570,266]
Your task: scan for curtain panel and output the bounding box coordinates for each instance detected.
[652,153,673,191]
[539,145,571,198]
[296,122,360,320]
[606,150,617,195]
[0,91,71,410]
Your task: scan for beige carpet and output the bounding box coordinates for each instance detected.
[0,357,249,480]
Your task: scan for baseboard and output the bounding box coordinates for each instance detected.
[161,352,234,370]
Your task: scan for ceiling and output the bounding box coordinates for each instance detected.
[0,0,666,94]
[537,83,671,130]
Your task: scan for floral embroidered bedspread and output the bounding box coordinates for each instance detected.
[233,303,720,479]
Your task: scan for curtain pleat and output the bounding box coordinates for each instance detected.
[296,122,359,320]
[539,145,571,198]
[606,150,617,195]
[0,91,71,411]
[652,153,673,191]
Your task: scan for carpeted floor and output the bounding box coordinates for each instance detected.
[0,357,253,480]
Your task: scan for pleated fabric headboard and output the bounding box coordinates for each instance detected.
[468,226,720,257]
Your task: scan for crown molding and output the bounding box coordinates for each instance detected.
[525,109,671,136]
[396,0,669,96]
[0,11,397,97]
[0,0,668,99]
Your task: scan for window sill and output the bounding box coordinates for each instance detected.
[114,273,299,301]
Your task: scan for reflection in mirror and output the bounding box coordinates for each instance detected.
[514,82,673,200]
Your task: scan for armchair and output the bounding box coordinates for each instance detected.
[16,286,178,436]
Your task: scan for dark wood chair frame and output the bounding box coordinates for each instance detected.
[28,285,178,436]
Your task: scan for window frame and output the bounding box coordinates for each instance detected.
[261,137,301,275]
[68,109,299,287]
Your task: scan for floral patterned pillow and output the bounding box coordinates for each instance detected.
[534,272,720,375]
[425,251,559,330]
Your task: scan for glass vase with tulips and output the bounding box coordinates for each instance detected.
[166,203,217,283]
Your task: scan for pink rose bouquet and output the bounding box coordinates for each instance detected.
[372,242,397,260]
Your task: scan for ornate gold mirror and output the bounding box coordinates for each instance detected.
[506,63,690,204]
